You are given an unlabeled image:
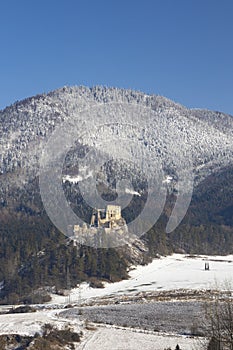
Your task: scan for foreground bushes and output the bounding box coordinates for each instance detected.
[0,323,81,350]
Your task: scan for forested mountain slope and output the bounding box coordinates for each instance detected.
[0,86,232,303]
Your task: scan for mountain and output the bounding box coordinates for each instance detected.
[0,86,232,303]
[1,86,232,178]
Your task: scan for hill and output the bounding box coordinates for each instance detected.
[0,86,232,303]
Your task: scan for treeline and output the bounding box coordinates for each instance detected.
[144,220,233,256]
[0,211,128,304]
[0,165,232,304]
[1,209,232,304]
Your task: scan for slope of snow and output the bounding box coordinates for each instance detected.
[50,254,233,304]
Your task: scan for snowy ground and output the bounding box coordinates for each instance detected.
[0,254,232,349]
[75,327,206,350]
[69,301,204,334]
[0,309,81,336]
[0,308,206,349]
[50,254,233,305]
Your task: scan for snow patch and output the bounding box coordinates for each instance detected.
[125,188,141,196]
[62,172,93,184]
[162,175,173,184]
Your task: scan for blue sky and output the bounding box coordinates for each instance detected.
[0,0,233,114]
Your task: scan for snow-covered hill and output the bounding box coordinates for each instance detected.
[1,86,232,237]
[0,86,232,302]
[0,86,232,182]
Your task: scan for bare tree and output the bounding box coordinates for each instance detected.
[202,284,233,350]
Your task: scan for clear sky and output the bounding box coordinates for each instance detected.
[0,0,233,114]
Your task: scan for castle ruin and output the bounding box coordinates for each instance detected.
[73,205,127,238]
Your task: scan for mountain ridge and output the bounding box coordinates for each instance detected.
[1,86,232,180]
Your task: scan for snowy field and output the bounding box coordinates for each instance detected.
[76,327,206,350]
[0,311,206,350]
[51,254,233,304]
[0,309,81,336]
[0,254,232,349]
[70,301,204,334]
